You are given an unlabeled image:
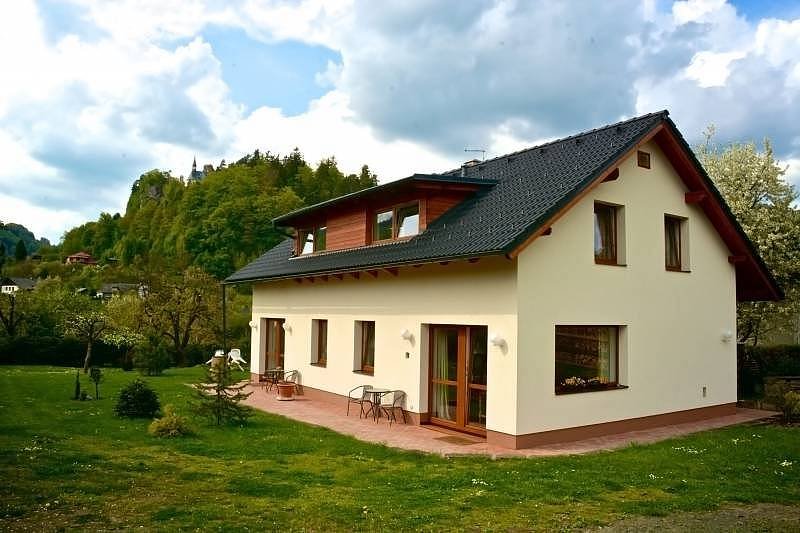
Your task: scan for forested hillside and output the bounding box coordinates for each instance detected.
[0,222,50,259]
[60,149,378,278]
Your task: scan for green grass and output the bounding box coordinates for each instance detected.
[1,366,798,531]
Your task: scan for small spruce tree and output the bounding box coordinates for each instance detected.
[194,357,252,426]
[89,367,103,399]
[73,369,81,400]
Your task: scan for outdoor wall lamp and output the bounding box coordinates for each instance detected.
[282,323,292,334]
[249,320,257,330]
[400,328,413,342]
[721,329,733,343]
[490,333,506,348]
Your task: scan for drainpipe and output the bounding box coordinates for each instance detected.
[221,283,227,353]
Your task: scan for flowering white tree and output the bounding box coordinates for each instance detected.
[697,130,800,344]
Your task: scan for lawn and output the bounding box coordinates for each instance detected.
[1,366,798,531]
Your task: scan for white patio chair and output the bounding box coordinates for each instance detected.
[227,348,247,371]
[205,349,225,365]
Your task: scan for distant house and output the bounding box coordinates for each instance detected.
[65,251,97,265]
[98,282,147,299]
[1,277,37,294]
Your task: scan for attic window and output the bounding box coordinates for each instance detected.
[299,226,326,254]
[372,202,420,242]
[637,150,651,169]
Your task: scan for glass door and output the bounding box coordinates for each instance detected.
[429,325,488,435]
[262,318,285,369]
[466,326,488,430]
[430,326,461,426]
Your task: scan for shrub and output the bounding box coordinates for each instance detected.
[194,358,252,426]
[114,379,161,418]
[148,404,192,438]
[738,344,800,397]
[133,338,172,376]
[765,381,800,423]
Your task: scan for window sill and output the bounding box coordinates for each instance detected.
[595,261,627,267]
[353,369,374,376]
[666,267,691,273]
[310,362,327,368]
[555,384,628,396]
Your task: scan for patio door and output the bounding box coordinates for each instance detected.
[262,318,285,369]
[429,325,488,435]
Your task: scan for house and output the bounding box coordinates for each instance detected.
[65,251,97,265]
[226,110,781,449]
[1,277,37,294]
[97,282,147,300]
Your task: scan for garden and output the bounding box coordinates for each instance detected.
[1,365,799,531]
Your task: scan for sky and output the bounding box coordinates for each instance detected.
[1,0,799,243]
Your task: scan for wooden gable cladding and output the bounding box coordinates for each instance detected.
[292,182,481,254]
[326,209,367,251]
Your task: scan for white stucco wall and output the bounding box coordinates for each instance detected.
[515,140,738,435]
[249,257,519,435]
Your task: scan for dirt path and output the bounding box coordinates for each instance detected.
[596,503,800,532]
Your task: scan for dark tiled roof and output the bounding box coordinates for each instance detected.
[2,277,37,289]
[226,111,669,283]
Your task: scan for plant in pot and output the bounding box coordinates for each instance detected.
[276,380,295,401]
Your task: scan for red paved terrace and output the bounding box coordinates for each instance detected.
[243,385,776,458]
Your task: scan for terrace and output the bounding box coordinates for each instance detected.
[243,384,775,458]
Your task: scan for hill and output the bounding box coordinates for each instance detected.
[59,149,378,278]
[0,222,51,258]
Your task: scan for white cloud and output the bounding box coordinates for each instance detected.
[0,194,85,243]
[685,50,746,87]
[1,0,799,244]
[233,90,454,178]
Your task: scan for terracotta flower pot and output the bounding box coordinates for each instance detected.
[276,381,295,401]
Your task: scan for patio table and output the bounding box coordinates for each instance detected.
[263,369,285,391]
[363,387,392,422]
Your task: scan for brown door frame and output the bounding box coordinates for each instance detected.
[428,324,487,437]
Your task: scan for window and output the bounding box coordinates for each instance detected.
[397,204,420,237]
[555,326,620,394]
[594,203,618,264]
[665,215,689,272]
[665,216,681,270]
[311,319,328,366]
[355,321,375,374]
[637,150,651,169]
[373,210,393,241]
[298,226,326,254]
[372,202,420,242]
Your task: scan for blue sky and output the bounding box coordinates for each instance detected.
[200,26,339,115]
[1,0,799,242]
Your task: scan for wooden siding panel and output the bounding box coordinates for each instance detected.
[425,191,471,225]
[326,209,367,251]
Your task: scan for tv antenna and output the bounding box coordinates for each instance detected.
[464,148,486,161]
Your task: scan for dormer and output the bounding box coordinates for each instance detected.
[274,174,495,256]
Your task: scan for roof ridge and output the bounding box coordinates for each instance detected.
[439,110,669,175]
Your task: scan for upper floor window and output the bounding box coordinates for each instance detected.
[665,215,688,272]
[594,202,618,265]
[299,226,327,255]
[372,202,420,242]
